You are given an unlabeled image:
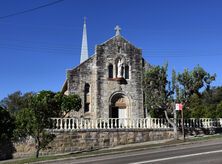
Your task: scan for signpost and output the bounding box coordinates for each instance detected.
[176,103,185,141]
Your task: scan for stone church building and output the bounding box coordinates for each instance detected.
[62,21,151,120]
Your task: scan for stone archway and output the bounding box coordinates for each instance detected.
[109,93,130,119]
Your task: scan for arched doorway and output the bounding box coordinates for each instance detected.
[109,93,130,119]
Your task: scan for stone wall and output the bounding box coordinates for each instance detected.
[13,129,174,158]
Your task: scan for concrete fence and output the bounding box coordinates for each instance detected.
[50,118,222,130]
[181,118,222,128]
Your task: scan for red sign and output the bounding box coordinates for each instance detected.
[176,103,183,110]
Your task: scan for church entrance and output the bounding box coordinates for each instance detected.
[109,93,130,127]
[110,107,127,118]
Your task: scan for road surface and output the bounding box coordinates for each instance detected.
[40,139,222,164]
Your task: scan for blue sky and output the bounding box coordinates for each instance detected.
[0,0,222,99]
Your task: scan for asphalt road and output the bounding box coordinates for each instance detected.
[42,139,222,164]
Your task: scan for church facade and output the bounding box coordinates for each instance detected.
[62,24,151,120]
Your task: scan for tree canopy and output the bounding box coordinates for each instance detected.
[13,90,81,158]
[1,90,81,158]
[0,106,15,160]
[143,64,216,118]
[187,87,222,118]
[0,91,33,114]
[0,106,15,142]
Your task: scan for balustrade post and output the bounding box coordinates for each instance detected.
[119,118,122,129]
[209,118,212,128]
[160,118,163,128]
[132,119,134,128]
[220,118,222,128]
[55,118,58,129]
[150,118,153,129]
[128,118,131,128]
[146,118,149,128]
[91,119,95,129]
[208,118,210,128]
[202,118,205,128]
[60,118,63,130]
[84,120,87,129]
[64,118,67,130]
[80,118,83,129]
[75,119,79,129]
[95,119,98,129]
[149,118,152,129]
[204,118,207,128]
[99,119,101,129]
[136,119,139,128]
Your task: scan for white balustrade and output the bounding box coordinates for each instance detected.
[50,117,222,130]
[178,118,222,129]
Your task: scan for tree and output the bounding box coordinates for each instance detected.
[14,90,81,158]
[188,87,222,118]
[144,64,215,140]
[0,106,15,142]
[55,92,82,117]
[0,106,15,159]
[176,66,215,106]
[144,64,168,117]
[0,91,33,114]
[144,64,177,138]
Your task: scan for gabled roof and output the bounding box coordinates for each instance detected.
[99,34,141,50]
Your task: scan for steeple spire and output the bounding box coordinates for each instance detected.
[80,17,89,63]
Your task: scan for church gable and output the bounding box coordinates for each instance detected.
[94,33,143,83]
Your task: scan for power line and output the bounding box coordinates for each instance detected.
[0,0,65,20]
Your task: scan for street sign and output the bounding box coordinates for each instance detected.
[176,103,183,110]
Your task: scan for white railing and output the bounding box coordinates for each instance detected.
[50,118,171,130]
[49,118,222,130]
[179,118,222,128]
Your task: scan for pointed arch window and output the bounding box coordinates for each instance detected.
[108,64,113,78]
[84,83,90,112]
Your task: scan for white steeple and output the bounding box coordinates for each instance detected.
[80,17,89,63]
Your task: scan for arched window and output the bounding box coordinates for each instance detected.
[125,65,129,79]
[118,46,121,53]
[108,64,113,78]
[84,83,90,112]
